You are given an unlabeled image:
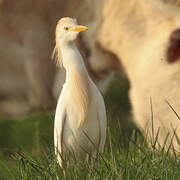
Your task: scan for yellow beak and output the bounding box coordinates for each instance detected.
[69,25,88,32]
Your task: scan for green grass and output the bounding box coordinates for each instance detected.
[0,112,180,180]
[0,72,180,179]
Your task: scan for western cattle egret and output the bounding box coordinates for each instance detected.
[53,17,107,168]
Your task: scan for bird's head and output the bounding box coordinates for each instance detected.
[52,17,88,66]
[55,17,88,43]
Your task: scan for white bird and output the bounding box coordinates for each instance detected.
[53,17,106,168]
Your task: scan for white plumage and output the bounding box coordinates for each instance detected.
[53,17,106,168]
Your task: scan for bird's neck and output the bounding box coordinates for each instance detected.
[60,42,85,70]
[60,41,91,127]
[60,41,89,83]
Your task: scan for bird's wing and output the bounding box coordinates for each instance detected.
[54,107,66,158]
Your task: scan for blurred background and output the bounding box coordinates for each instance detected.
[0,0,136,168]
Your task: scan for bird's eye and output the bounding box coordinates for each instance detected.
[64,27,69,31]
